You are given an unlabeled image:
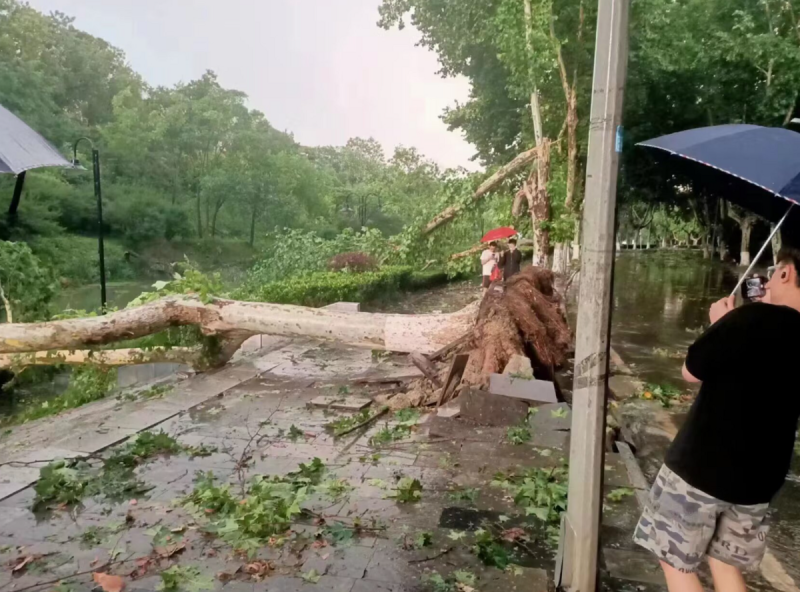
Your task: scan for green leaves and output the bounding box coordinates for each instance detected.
[300,569,322,584]
[607,487,635,503]
[390,477,423,503]
[157,565,214,592]
[505,425,532,445]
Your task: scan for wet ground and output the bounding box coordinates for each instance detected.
[608,250,800,588]
[0,331,648,592]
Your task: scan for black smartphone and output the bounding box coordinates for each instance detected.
[741,275,767,301]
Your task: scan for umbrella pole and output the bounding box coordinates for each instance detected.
[730,204,794,297]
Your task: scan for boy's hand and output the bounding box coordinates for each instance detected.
[709,295,735,324]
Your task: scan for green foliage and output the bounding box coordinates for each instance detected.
[34,460,90,506]
[0,240,56,321]
[287,425,305,442]
[29,236,134,285]
[607,487,635,503]
[448,487,480,505]
[7,365,116,426]
[639,383,682,408]
[128,264,224,306]
[317,478,355,501]
[300,569,322,584]
[325,409,375,437]
[505,425,532,445]
[158,565,214,592]
[33,431,202,507]
[472,528,511,569]
[424,570,478,592]
[492,465,568,540]
[369,424,412,446]
[239,265,416,307]
[390,477,423,503]
[182,470,309,556]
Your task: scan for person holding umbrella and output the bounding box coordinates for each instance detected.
[480,241,500,293]
[633,125,800,591]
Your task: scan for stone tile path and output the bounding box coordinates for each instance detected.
[0,340,646,592]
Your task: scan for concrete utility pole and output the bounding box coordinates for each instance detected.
[561,0,630,589]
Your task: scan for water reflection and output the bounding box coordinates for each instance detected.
[610,250,738,385]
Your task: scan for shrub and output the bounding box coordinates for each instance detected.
[29,236,134,284]
[328,251,378,272]
[238,266,414,307]
[0,240,57,321]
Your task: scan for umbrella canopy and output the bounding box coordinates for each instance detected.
[0,103,71,174]
[638,125,800,222]
[481,226,517,243]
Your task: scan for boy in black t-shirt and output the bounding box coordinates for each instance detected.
[634,247,800,592]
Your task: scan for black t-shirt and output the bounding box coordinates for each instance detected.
[665,303,800,505]
[501,249,522,279]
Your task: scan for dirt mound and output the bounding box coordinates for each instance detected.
[461,266,572,388]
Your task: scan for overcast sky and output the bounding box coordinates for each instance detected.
[26,0,479,171]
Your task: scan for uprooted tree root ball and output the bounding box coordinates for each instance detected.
[461,267,572,389]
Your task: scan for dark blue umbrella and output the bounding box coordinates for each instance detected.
[639,124,800,294]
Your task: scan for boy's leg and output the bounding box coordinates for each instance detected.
[706,502,770,591]
[708,557,746,592]
[660,561,705,592]
[633,466,720,579]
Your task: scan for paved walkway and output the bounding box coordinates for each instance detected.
[0,337,650,592]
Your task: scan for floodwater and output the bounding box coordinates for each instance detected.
[610,249,738,385]
[54,280,154,312]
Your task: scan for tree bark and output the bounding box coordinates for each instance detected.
[528,141,551,268]
[772,223,783,264]
[0,280,12,324]
[423,147,540,235]
[0,347,200,370]
[727,205,756,266]
[250,203,258,247]
[0,296,479,368]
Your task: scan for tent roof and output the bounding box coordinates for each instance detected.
[0,103,72,174]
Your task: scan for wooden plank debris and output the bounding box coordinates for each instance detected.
[308,395,372,411]
[409,352,443,388]
[437,353,469,407]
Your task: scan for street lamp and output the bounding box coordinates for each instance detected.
[72,137,107,312]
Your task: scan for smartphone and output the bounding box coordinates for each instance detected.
[741,275,767,301]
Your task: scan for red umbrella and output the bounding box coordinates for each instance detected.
[480,226,517,243]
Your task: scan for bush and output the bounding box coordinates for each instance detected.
[29,236,134,284]
[0,240,57,321]
[244,227,392,286]
[238,266,415,307]
[328,252,378,272]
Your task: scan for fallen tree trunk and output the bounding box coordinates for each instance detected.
[423,147,539,235]
[0,296,479,370]
[0,347,200,369]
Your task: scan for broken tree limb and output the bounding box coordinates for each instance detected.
[0,296,479,369]
[423,147,539,235]
[0,279,12,323]
[0,347,201,369]
[449,244,483,260]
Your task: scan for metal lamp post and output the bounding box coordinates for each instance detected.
[72,137,107,312]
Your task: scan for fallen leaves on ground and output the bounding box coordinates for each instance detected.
[500,527,527,543]
[93,571,126,592]
[243,560,273,581]
[154,541,186,559]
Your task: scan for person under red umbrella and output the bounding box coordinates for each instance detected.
[499,237,522,280]
[480,241,500,294]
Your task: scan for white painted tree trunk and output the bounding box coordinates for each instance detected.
[0,296,480,368]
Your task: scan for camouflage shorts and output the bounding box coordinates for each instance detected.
[633,465,770,573]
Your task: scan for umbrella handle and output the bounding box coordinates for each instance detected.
[730,204,794,297]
